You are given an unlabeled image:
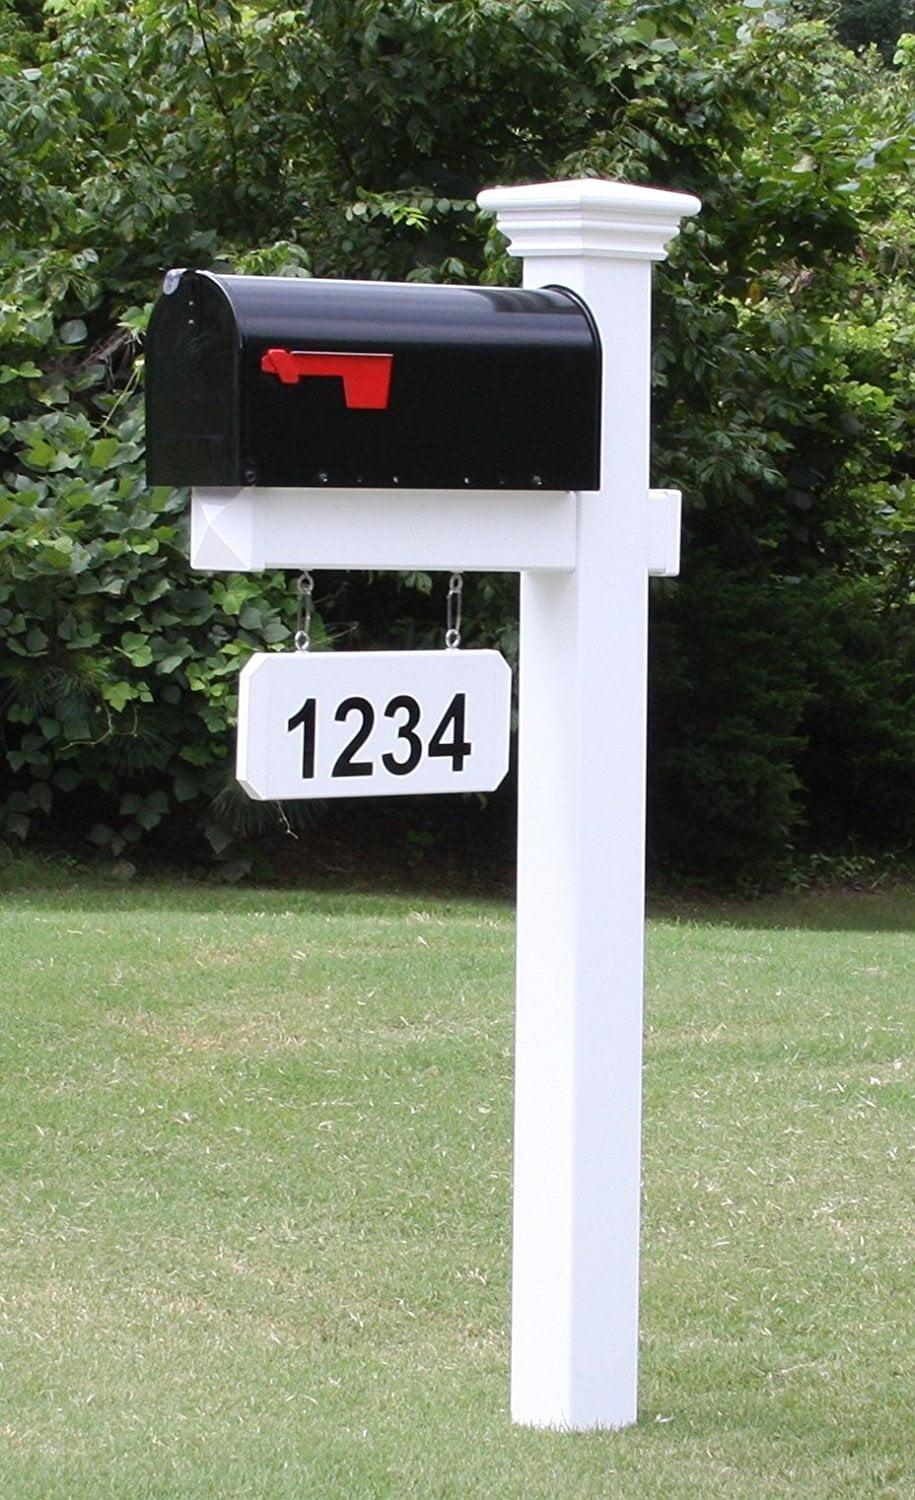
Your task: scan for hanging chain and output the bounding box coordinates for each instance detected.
[445,572,463,650]
[299,571,463,651]
[294,570,314,652]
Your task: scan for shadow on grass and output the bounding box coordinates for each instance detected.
[0,859,512,919]
[2,854,912,931]
[650,886,915,934]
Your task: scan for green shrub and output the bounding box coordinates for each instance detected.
[649,566,810,887]
[798,577,915,853]
[1,0,913,885]
[0,318,301,868]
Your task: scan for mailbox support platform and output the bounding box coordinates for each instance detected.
[186,179,700,1430]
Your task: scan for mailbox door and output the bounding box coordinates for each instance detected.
[145,273,241,488]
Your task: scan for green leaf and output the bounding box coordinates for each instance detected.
[29,783,52,814]
[205,822,234,855]
[119,631,153,667]
[90,437,120,468]
[24,439,55,469]
[0,361,42,382]
[25,626,49,654]
[180,745,212,767]
[59,319,88,345]
[102,682,135,712]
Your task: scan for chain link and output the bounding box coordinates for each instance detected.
[294,570,314,652]
[445,572,463,650]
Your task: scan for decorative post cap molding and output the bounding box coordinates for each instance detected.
[476,178,701,262]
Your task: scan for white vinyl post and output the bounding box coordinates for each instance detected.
[477,180,700,1429]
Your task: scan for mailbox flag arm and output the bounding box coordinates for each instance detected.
[260,348,393,409]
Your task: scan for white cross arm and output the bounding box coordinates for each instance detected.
[190,486,682,576]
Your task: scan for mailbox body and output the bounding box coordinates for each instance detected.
[145,271,600,491]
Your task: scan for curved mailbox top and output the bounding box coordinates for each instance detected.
[145,270,601,491]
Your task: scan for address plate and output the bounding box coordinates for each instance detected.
[237,649,512,801]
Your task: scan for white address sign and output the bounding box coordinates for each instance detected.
[237,649,512,800]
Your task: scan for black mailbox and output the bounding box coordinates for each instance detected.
[145,271,600,491]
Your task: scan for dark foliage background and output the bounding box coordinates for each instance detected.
[1,0,913,887]
[833,0,915,60]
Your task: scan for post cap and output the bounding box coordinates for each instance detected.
[476,178,701,262]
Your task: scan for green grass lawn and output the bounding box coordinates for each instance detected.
[0,862,911,1499]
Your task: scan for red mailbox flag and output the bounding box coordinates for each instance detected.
[261,349,393,409]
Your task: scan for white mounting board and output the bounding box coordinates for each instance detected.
[192,486,578,573]
[191,485,681,577]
